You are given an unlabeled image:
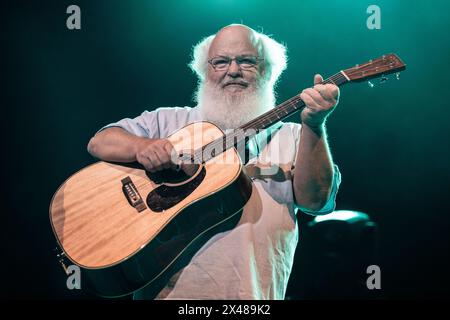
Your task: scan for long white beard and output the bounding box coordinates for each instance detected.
[195,79,275,130]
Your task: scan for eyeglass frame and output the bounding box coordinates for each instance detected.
[207,55,265,71]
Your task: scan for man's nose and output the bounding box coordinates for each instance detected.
[227,60,242,77]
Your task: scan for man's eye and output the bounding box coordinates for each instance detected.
[239,58,257,66]
[213,59,229,66]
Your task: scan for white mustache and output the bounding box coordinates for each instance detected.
[223,81,248,87]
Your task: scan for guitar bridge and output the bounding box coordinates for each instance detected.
[121,176,146,212]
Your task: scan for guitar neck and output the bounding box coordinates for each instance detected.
[239,71,350,132]
[190,54,405,164]
[193,71,350,164]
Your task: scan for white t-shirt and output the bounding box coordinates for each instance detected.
[102,106,341,299]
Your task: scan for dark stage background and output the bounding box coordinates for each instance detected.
[1,0,450,299]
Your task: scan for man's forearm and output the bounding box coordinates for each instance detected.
[87,127,147,162]
[293,124,334,211]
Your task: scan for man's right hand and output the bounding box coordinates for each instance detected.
[135,138,177,172]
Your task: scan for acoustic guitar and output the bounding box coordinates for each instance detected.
[50,54,406,297]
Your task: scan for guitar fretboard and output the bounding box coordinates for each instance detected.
[192,71,349,164]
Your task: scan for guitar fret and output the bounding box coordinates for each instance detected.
[197,71,355,162]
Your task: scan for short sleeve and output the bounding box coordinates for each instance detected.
[296,165,341,215]
[97,110,160,139]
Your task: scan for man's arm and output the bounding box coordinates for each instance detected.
[87,127,147,162]
[293,124,334,212]
[87,127,175,172]
[292,74,339,212]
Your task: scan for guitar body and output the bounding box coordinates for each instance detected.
[49,121,253,297]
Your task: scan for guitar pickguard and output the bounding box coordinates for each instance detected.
[146,166,206,212]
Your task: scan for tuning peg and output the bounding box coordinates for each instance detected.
[379,75,388,84]
[368,81,374,88]
[395,72,400,80]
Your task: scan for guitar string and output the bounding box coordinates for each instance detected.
[187,73,347,164]
[186,73,348,164]
[202,63,402,161]
[233,74,346,132]
[233,73,346,133]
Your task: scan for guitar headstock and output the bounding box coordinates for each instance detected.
[342,54,406,82]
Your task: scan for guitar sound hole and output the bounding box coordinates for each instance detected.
[146,166,206,212]
[146,163,200,185]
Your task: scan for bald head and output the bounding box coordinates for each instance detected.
[189,24,287,87]
[208,25,259,59]
[205,24,265,95]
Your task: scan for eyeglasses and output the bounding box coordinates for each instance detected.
[208,55,264,71]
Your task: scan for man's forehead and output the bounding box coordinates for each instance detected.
[209,26,258,57]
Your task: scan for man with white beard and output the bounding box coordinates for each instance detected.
[87,24,341,299]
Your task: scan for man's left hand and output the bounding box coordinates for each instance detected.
[300,74,339,129]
